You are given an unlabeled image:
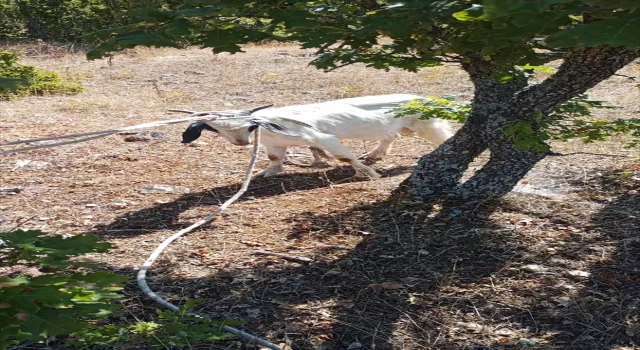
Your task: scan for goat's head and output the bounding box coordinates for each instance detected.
[181,104,296,146]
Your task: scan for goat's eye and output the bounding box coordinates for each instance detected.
[248,125,259,132]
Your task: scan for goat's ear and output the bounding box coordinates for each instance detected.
[182,122,217,143]
[250,120,298,136]
[240,104,273,116]
[202,123,218,133]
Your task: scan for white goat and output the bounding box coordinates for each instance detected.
[181,94,454,179]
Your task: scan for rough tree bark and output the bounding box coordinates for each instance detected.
[408,46,639,203]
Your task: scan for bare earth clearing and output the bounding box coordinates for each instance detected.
[1,44,640,350]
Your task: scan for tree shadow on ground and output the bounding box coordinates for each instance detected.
[90,165,414,239]
[90,167,638,350]
[525,172,640,349]
[96,189,533,349]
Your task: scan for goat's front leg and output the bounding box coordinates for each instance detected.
[314,138,381,179]
[257,145,287,177]
[359,137,396,162]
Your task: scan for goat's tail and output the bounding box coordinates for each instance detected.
[406,117,455,146]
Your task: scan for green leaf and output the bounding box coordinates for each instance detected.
[0,230,44,245]
[0,276,29,287]
[546,15,640,48]
[453,5,485,21]
[0,76,22,89]
[69,272,129,286]
[0,329,20,350]
[21,309,86,339]
[517,64,557,73]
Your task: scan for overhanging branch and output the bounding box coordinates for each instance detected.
[514,45,639,115]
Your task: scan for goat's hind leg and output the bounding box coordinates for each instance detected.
[315,138,381,179]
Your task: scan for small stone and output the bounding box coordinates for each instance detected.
[149,131,165,139]
[494,328,515,336]
[123,133,150,142]
[347,342,362,349]
[97,152,123,159]
[13,160,49,170]
[521,264,549,273]
[516,338,538,345]
[245,308,261,318]
[140,184,190,194]
[567,270,590,277]
[110,202,129,209]
[188,141,208,147]
[85,204,98,208]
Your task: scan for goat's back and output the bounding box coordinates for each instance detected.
[254,94,427,140]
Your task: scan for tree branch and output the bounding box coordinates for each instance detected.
[515,45,639,115]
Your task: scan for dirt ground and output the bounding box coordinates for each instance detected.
[1,43,640,350]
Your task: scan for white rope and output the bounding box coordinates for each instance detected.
[0,111,255,154]
[135,129,282,350]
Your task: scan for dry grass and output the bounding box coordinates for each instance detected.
[1,44,639,350]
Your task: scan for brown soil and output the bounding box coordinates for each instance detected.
[1,43,640,350]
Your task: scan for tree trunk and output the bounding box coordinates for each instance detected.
[457,138,546,201]
[408,122,488,198]
[407,46,639,203]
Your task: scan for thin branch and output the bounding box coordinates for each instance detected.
[323,61,357,72]
[7,215,37,232]
[612,73,637,81]
[253,250,315,264]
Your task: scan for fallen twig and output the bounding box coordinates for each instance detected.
[253,250,315,264]
[0,187,23,194]
[313,242,349,250]
[7,215,37,232]
[548,151,630,158]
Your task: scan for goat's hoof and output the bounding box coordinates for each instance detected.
[310,160,332,168]
[354,171,381,180]
[256,169,283,178]
[358,153,384,162]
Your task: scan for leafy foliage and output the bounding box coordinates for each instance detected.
[68,299,240,349]
[397,95,640,152]
[502,95,640,151]
[0,51,83,99]
[395,96,471,123]
[0,229,244,349]
[0,0,27,39]
[86,0,639,70]
[0,230,125,349]
[0,0,138,42]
